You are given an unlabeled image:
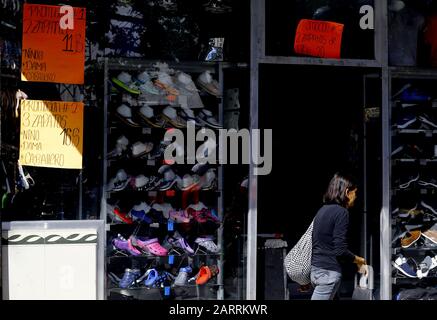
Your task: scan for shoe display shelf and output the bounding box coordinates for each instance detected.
[100,58,246,300]
[390,73,437,297]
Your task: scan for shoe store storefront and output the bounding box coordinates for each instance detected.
[1,0,437,301]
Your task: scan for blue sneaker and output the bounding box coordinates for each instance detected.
[392,255,417,278]
[400,88,431,103]
[119,268,141,289]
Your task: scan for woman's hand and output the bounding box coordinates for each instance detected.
[354,255,367,275]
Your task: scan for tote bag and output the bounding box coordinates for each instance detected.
[284,221,313,285]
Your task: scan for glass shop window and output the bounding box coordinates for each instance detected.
[265,0,375,60]
[388,0,437,67]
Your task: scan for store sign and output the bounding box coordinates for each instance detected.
[19,100,84,169]
[294,19,344,59]
[21,4,86,84]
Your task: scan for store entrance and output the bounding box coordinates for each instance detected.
[257,65,382,299]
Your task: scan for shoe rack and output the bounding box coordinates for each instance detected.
[101,58,245,300]
[389,69,437,293]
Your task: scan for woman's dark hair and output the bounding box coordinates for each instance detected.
[323,172,357,207]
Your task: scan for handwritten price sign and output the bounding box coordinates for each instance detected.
[294,19,344,59]
[19,100,84,169]
[21,4,86,84]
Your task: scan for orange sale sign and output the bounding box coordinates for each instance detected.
[21,4,86,84]
[294,19,344,59]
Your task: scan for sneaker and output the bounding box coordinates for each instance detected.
[174,266,192,286]
[423,223,437,244]
[174,71,199,93]
[161,106,187,129]
[167,231,194,255]
[107,169,130,192]
[196,70,220,97]
[112,72,141,95]
[119,268,141,289]
[177,174,201,191]
[157,165,180,191]
[179,108,202,127]
[131,175,149,191]
[169,210,191,223]
[130,202,153,224]
[107,135,129,159]
[148,141,170,160]
[196,109,222,129]
[131,141,154,158]
[116,104,142,127]
[138,105,165,128]
[392,255,417,278]
[392,205,423,219]
[400,230,421,248]
[195,237,220,253]
[399,88,431,103]
[417,255,437,278]
[107,204,133,224]
[152,202,174,219]
[135,71,162,95]
[154,72,179,96]
[200,168,217,190]
[203,0,232,13]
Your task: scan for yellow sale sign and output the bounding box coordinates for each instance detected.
[19,100,83,169]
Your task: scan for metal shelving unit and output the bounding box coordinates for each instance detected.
[101,58,248,300]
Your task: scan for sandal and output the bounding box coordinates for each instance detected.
[195,237,220,253]
[195,265,219,285]
[132,237,168,256]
